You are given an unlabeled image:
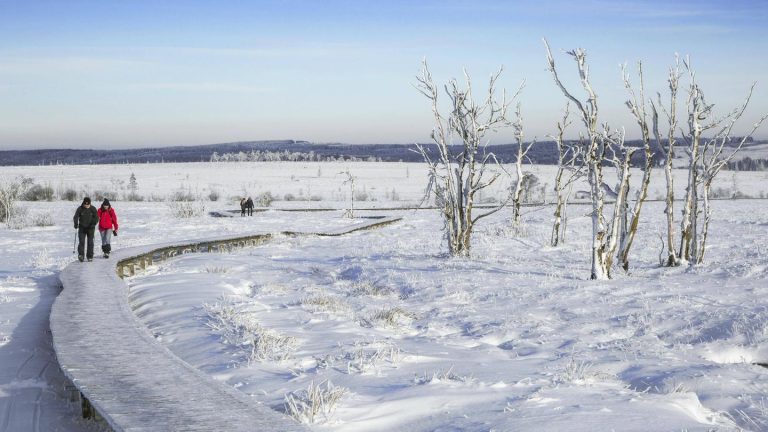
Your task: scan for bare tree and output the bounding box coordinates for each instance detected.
[676,59,768,265]
[549,103,583,247]
[510,103,536,227]
[0,177,29,228]
[414,60,522,256]
[544,40,647,279]
[544,40,613,279]
[616,61,655,271]
[339,169,356,218]
[650,56,683,267]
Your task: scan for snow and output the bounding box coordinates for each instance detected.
[1,161,767,430]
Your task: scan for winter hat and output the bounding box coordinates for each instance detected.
[82,197,91,205]
[102,198,111,207]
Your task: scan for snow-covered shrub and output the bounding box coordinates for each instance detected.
[363,307,417,328]
[284,380,347,424]
[256,191,274,207]
[6,206,29,230]
[207,189,220,201]
[348,280,394,297]
[29,248,53,269]
[341,339,401,374]
[413,366,474,385]
[169,190,196,202]
[31,212,54,227]
[298,295,351,315]
[203,298,297,362]
[167,200,205,218]
[0,176,30,227]
[555,355,593,385]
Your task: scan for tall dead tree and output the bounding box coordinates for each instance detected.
[549,104,583,247]
[511,104,535,227]
[544,41,612,279]
[415,60,522,256]
[616,62,654,271]
[650,57,683,267]
[545,40,647,279]
[676,59,767,265]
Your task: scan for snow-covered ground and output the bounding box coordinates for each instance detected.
[124,201,768,431]
[1,161,767,431]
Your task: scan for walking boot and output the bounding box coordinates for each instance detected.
[78,255,84,262]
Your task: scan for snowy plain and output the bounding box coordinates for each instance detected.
[0,161,767,431]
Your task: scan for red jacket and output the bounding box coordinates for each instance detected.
[97,207,118,231]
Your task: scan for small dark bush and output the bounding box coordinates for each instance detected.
[24,184,54,201]
[125,192,144,201]
[60,188,78,201]
[92,190,117,201]
[170,190,196,202]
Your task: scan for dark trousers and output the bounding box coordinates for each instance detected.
[78,227,95,258]
[247,207,253,216]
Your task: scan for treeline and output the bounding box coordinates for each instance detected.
[727,156,768,171]
[210,150,384,162]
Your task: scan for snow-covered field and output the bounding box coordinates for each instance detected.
[1,161,767,431]
[3,161,768,205]
[125,202,768,431]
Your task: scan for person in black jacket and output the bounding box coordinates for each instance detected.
[73,197,99,262]
[245,197,254,216]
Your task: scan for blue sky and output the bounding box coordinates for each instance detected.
[1,0,767,149]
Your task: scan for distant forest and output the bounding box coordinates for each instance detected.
[1,139,765,169]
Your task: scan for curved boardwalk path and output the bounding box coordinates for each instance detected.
[52,216,400,431]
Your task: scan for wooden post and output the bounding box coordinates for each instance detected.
[81,393,95,419]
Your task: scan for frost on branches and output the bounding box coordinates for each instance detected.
[414,60,523,257]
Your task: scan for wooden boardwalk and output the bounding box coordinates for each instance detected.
[51,217,400,431]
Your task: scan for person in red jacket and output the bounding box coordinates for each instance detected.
[97,198,119,258]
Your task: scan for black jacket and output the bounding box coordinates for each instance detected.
[74,205,99,229]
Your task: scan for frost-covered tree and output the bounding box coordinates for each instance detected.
[673,58,768,265]
[0,176,30,228]
[128,172,137,193]
[415,60,522,256]
[544,41,643,279]
[340,169,356,218]
[651,57,683,267]
[510,104,536,227]
[549,104,583,247]
[616,62,655,271]
[512,103,536,227]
